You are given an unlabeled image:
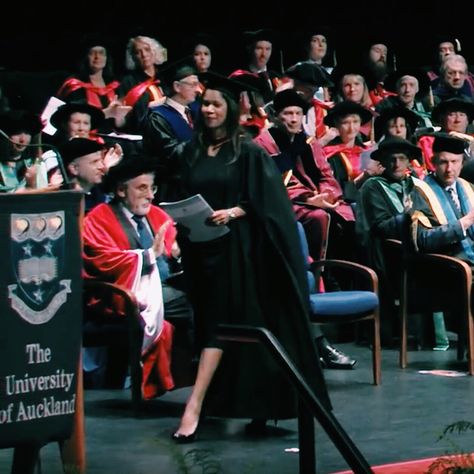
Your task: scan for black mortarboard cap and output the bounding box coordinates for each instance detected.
[364,32,392,51]
[305,26,333,43]
[59,138,104,166]
[79,33,113,54]
[242,29,278,47]
[324,101,373,127]
[374,107,420,141]
[102,155,158,193]
[433,34,462,53]
[273,89,309,114]
[50,102,105,130]
[285,61,333,88]
[370,136,421,162]
[189,32,216,52]
[432,132,467,154]
[0,109,43,136]
[228,70,267,96]
[330,63,378,92]
[158,55,197,90]
[431,97,474,124]
[384,68,431,97]
[199,71,248,102]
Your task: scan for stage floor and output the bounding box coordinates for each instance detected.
[1,342,474,474]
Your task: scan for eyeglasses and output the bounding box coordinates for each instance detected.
[179,80,200,88]
[133,184,158,196]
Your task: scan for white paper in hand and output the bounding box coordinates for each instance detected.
[160,194,229,242]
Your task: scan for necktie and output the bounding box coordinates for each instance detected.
[184,107,193,128]
[447,187,462,216]
[132,215,154,249]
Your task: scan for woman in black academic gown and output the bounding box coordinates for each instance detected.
[172,72,330,442]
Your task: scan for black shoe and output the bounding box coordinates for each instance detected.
[318,342,357,370]
[171,429,197,444]
[244,418,268,436]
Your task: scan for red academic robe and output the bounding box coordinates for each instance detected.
[254,130,354,261]
[83,203,177,399]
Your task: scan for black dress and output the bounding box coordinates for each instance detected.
[178,137,331,419]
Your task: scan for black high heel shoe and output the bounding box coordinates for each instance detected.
[244,418,268,436]
[171,427,198,444]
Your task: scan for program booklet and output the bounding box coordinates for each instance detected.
[159,194,229,242]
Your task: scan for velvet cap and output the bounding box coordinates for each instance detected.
[199,71,249,102]
[432,132,468,154]
[370,136,421,162]
[50,102,105,130]
[0,110,43,136]
[58,138,104,165]
[374,107,420,141]
[273,89,309,114]
[432,98,474,124]
[324,101,373,127]
[102,156,158,192]
[384,68,431,96]
[285,61,333,88]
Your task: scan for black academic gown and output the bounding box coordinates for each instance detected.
[177,137,331,419]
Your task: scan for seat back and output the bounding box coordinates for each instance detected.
[296,222,382,384]
[383,217,474,373]
[83,280,144,413]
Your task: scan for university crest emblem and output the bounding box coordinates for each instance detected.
[8,211,71,324]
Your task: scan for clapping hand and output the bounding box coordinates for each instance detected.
[152,220,172,257]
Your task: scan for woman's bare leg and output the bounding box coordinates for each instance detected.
[174,347,223,436]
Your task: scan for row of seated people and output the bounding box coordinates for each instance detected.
[1,64,474,381]
[3,72,474,451]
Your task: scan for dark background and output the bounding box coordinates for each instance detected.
[1,0,472,71]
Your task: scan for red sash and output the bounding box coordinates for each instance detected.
[241,113,268,131]
[312,99,331,138]
[369,83,397,106]
[323,143,366,178]
[57,78,120,109]
[122,78,163,107]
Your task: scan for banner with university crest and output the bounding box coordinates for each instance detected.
[0,191,82,448]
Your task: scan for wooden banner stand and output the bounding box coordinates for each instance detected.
[0,191,85,473]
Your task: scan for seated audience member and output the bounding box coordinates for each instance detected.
[58,137,110,212]
[236,28,281,103]
[0,109,49,192]
[56,35,130,128]
[254,89,356,369]
[361,36,396,105]
[411,133,474,347]
[44,101,123,179]
[377,69,434,130]
[432,54,474,104]
[373,107,425,178]
[322,101,373,202]
[357,137,425,344]
[412,133,474,262]
[228,69,270,138]
[330,66,377,141]
[299,27,335,101]
[48,101,106,146]
[118,35,168,134]
[425,34,461,85]
[284,61,335,144]
[82,157,184,398]
[189,33,214,74]
[418,97,474,171]
[143,61,200,202]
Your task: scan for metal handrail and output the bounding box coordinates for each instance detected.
[217,324,373,474]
